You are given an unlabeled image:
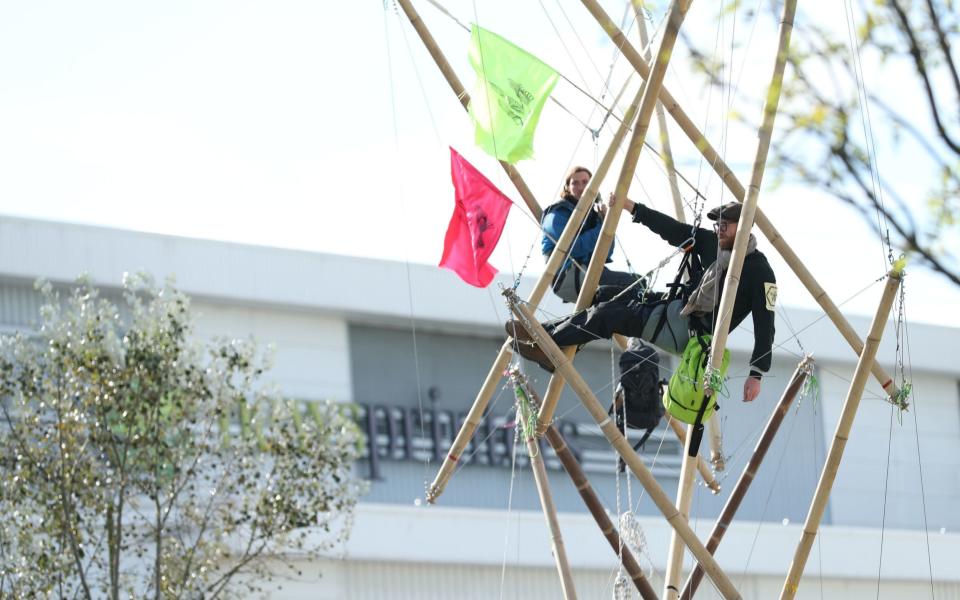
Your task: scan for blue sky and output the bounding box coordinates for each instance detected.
[1,0,957,330]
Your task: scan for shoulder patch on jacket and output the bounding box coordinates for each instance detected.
[764,282,778,311]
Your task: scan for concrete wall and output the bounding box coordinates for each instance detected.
[236,504,960,599]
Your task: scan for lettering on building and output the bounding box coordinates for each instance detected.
[356,403,682,481]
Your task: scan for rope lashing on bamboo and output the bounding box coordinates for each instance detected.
[508,368,578,599]
[890,255,912,412]
[704,366,725,397]
[800,370,820,405]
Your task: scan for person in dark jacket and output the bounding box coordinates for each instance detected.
[542,166,643,304]
[512,199,777,403]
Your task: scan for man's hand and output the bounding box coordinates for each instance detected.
[595,202,607,219]
[608,192,636,214]
[743,377,761,402]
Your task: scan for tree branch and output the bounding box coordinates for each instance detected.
[887,0,960,153]
[922,0,960,111]
[55,373,94,600]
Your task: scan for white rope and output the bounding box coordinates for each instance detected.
[841,0,898,270]
[497,397,523,600]
[384,3,431,489]
[900,285,936,593]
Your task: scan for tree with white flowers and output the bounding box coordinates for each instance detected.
[0,275,364,598]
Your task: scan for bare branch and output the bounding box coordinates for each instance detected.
[887,0,960,153]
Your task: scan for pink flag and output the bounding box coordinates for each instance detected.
[440,148,513,287]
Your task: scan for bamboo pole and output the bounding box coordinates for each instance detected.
[634,5,722,537]
[426,56,648,504]
[663,435,698,599]
[506,290,742,600]
[536,0,695,434]
[704,0,796,465]
[631,0,685,219]
[395,0,541,219]
[525,436,577,599]
[542,424,659,600]
[668,419,721,494]
[665,3,797,594]
[427,343,509,503]
[579,0,901,403]
[780,266,904,599]
[680,356,813,600]
[510,371,578,599]
[642,3,713,588]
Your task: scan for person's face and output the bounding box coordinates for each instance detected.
[714,220,738,250]
[568,170,591,200]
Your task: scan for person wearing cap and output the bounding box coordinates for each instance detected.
[509,198,776,403]
[541,166,645,304]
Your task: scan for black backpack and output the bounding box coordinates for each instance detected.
[613,339,665,447]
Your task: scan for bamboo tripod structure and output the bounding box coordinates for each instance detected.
[510,369,577,599]
[781,266,904,599]
[663,1,797,595]
[392,2,905,597]
[679,356,814,599]
[505,289,741,600]
[579,0,902,406]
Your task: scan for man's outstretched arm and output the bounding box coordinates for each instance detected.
[610,195,713,251]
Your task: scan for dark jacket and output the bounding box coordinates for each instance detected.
[541,195,613,272]
[632,204,776,377]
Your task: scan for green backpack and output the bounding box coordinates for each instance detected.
[663,335,730,425]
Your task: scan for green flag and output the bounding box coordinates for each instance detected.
[468,25,559,163]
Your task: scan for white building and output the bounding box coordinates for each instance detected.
[1,215,958,599]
